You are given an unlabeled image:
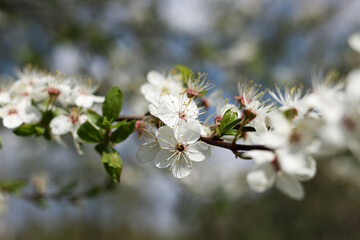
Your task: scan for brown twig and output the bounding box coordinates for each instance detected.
[116,115,271,152]
[200,136,271,151]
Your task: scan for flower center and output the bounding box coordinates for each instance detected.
[289,130,301,144]
[47,87,60,97]
[135,120,145,133]
[186,88,199,98]
[214,115,222,125]
[178,111,187,120]
[69,111,80,123]
[8,108,18,115]
[235,96,247,107]
[176,143,186,152]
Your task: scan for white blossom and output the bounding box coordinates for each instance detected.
[244,150,311,200]
[0,99,41,129]
[154,93,201,132]
[71,80,104,108]
[154,121,210,178]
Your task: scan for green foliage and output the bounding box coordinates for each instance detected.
[77,87,132,183]
[219,109,241,136]
[13,123,38,136]
[41,110,55,140]
[175,64,194,83]
[0,179,27,194]
[95,144,123,183]
[102,87,123,123]
[110,120,135,143]
[77,121,104,143]
[87,109,104,128]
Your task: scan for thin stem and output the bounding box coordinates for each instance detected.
[200,136,271,152]
[115,114,271,152]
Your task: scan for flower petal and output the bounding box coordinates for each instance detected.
[246,163,276,192]
[154,149,176,168]
[19,105,41,123]
[3,114,23,129]
[147,70,166,86]
[156,126,176,149]
[171,155,192,178]
[276,172,304,200]
[137,141,161,163]
[243,150,276,165]
[186,141,210,162]
[277,149,316,180]
[50,115,72,135]
[175,120,201,144]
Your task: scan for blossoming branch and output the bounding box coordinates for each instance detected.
[0,64,360,205]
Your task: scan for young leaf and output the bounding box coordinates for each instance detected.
[221,118,242,135]
[102,150,122,169]
[103,162,122,183]
[95,144,123,183]
[110,120,135,143]
[13,123,37,136]
[87,109,103,128]
[102,148,123,183]
[77,121,104,143]
[102,87,123,123]
[220,109,239,133]
[175,64,194,83]
[35,126,45,136]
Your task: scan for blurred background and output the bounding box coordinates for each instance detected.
[1,0,360,239]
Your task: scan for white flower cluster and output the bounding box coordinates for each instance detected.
[137,67,360,200]
[0,67,104,153]
[137,70,212,178]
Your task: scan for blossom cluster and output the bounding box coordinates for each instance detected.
[137,66,360,200]
[137,70,212,178]
[0,67,104,153]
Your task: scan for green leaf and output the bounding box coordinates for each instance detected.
[220,109,239,133]
[41,110,55,125]
[0,179,27,194]
[102,150,122,168]
[175,64,194,83]
[43,128,52,141]
[95,144,123,183]
[95,143,107,155]
[87,109,103,128]
[35,126,45,136]
[221,118,242,136]
[13,123,37,136]
[0,134,2,148]
[102,148,123,183]
[102,116,113,129]
[77,121,104,143]
[102,87,123,123]
[110,120,135,143]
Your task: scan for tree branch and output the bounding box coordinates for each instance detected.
[116,114,271,152]
[199,136,271,151]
